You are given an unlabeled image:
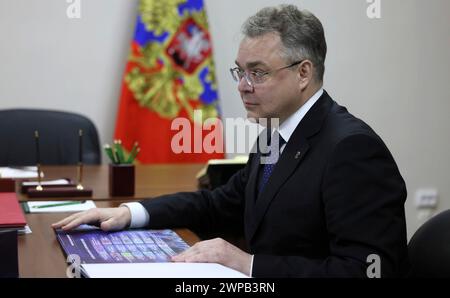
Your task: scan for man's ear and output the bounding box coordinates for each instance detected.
[297,60,314,89]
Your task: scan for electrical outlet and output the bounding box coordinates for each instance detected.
[415,188,438,208]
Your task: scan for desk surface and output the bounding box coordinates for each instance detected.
[17,164,204,201]
[17,164,204,277]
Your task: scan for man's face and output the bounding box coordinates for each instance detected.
[235,33,302,123]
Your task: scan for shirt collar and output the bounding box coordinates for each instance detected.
[278,88,324,143]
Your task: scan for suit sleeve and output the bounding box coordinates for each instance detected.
[252,134,409,277]
[138,154,253,238]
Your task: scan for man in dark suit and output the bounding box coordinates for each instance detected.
[53,4,408,277]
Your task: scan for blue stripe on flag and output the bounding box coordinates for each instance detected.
[134,15,169,47]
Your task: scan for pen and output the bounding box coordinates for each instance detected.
[114,140,126,164]
[34,130,43,191]
[34,130,40,165]
[128,147,140,164]
[126,142,139,164]
[32,201,85,209]
[104,144,117,164]
[78,129,83,164]
[77,129,84,190]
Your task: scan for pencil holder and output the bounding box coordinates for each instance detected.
[109,164,135,197]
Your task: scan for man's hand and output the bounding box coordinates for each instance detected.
[172,238,252,276]
[51,207,131,231]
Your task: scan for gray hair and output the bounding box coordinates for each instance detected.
[242,4,327,82]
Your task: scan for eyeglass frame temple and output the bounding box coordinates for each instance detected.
[230,59,304,87]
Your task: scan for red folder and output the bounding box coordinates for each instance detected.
[0,193,26,228]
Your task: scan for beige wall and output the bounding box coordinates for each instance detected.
[1,0,449,238]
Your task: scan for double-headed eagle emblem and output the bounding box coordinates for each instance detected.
[125,0,219,122]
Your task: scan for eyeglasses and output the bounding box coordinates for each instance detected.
[230,60,303,87]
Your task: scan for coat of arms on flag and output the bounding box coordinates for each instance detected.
[114,0,224,163]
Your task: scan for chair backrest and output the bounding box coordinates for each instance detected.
[0,109,101,166]
[408,209,450,277]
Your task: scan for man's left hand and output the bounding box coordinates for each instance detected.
[171,238,252,276]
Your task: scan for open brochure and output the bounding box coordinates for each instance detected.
[56,225,247,278]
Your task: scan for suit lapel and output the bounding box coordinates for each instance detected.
[247,90,334,241]
[244,149,260,241]
[245,151,261,205]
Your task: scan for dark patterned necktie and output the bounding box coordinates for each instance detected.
[259,133,286,194]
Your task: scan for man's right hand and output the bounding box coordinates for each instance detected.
[51,207,131,232]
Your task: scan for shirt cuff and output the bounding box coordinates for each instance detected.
[249,255,254,277]
[121,202,150,228]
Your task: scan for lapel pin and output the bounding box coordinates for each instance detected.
[295,151,301,159]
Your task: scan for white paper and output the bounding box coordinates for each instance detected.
[81,262,249,278]
[22,179,69,186]
[2,225,32,235]
[27,200,96,213]
[0,167,44,179]
[18,225,32,235]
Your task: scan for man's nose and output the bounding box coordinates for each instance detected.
[237,75,254,93]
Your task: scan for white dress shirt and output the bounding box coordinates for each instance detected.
[122,88,324,275]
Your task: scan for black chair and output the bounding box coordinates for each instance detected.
[0,109,101,166]
[408,209,450,277]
